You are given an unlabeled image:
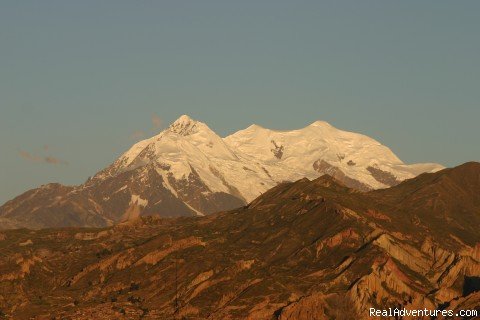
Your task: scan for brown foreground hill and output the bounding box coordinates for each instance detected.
[0,162,479,319]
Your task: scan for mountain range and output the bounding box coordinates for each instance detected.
[0,162,478,319]
[0,115,443,229]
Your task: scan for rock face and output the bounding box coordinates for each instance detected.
[0,115,443,229]
[0,163,478,319]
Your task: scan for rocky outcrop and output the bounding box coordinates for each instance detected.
[367,165,401,187]
[313,159,371,191]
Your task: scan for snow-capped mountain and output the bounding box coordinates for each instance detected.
[224,120,443,192]
[0,115,443,229]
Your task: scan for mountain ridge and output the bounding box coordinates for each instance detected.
[0,162,478,319]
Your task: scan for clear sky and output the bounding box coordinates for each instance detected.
[1,1,479,204]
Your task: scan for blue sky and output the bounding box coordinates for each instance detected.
[1,1,479,204]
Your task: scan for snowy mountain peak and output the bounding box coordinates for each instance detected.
[308,120,332,128]
[168,114,200,136]
[89,116,444,219]
[173,114,194,125]
[244,124,269,131]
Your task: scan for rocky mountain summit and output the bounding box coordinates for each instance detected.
[0,115,443,229]
[0,163,478,319]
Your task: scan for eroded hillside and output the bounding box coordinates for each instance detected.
[0,163,479,319]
